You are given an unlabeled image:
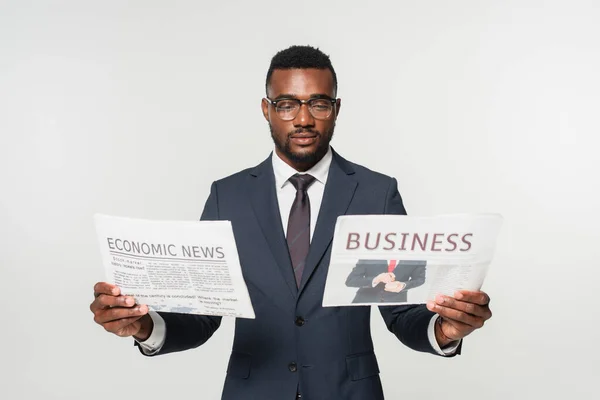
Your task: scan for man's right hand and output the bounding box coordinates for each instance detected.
[90,282,153,341]
[372,272,395,286]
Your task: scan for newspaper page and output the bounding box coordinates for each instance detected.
[94,214,255,319]
[322,214,502,307]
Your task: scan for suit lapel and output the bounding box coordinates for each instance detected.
[248,156,298,300]
[298,151,357,294]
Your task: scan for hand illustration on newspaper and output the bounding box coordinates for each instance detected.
[345,260,427,304]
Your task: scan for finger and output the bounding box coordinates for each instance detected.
[90,294,136,312]
[116,319,143,338]
[440,317,473,340]
[435,295,492,319]
[427,302,484,328]
[90,294,135,313]
[103,315,144,336]
[454,290,489,306]
[93,282,120,298]
[94,304,148,325]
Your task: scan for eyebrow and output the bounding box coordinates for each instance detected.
[273,93,334,100]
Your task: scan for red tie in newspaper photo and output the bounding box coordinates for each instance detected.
[387,259,397,273]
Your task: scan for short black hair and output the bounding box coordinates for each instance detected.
[266,45,338,96]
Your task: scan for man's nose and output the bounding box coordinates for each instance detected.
[293,103,315,127]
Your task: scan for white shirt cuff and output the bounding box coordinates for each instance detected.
[428,314,461,356]
[136,310,166,355]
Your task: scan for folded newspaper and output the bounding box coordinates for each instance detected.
[322,214,503,307]
[94,214,255,318]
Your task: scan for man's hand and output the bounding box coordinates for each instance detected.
[384,281,406,293]
[373,272,395,286]
[90,282,153,341]
[427,290,492,347]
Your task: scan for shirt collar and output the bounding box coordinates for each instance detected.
[272,146,333,189]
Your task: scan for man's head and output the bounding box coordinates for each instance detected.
[262,45,341,172]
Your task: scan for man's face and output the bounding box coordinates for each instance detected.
[262,68,341,171]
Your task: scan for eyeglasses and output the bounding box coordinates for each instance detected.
[265,97,337,121]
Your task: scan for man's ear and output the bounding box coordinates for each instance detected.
[261,98,270,121]
[335,98,342,117]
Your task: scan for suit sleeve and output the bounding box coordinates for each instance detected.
[137,182,223,356]
[345,260,387,287]
[377,178,449,355]
[401,264,426,291]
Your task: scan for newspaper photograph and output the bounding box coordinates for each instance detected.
[94,214,255,319]
[323,214,503,307]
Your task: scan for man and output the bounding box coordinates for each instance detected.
[90,45,493,400]
[345,259,426,303]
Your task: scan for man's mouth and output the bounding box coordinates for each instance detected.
[289,131,319,146]
[290,136,317,145]
[290,130,318,138]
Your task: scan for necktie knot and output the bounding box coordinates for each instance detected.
[289,173,316,192]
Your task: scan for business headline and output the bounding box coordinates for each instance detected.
[345,232,474,252]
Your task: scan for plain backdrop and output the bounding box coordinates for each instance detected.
[1,1,599,399]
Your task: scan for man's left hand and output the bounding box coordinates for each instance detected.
[426,290,492,347]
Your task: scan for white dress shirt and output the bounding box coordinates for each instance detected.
[137,147,459,356]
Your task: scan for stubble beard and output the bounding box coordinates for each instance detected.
[269,123,335,168]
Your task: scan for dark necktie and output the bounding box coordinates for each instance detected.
[286,173,316,288]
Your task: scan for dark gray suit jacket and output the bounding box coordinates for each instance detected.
[140,149,458,399]
[345,260,427,303]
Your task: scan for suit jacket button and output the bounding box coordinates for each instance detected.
[288,362,298,372]
[295,316,305,326]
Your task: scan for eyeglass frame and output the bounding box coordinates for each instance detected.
[264,96,338,120]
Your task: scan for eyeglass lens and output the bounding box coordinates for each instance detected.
[275,99,333,120]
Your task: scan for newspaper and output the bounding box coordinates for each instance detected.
[322,214,503,307]
[94,214,255,319]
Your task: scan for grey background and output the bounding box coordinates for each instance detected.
[1,1,598,399]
